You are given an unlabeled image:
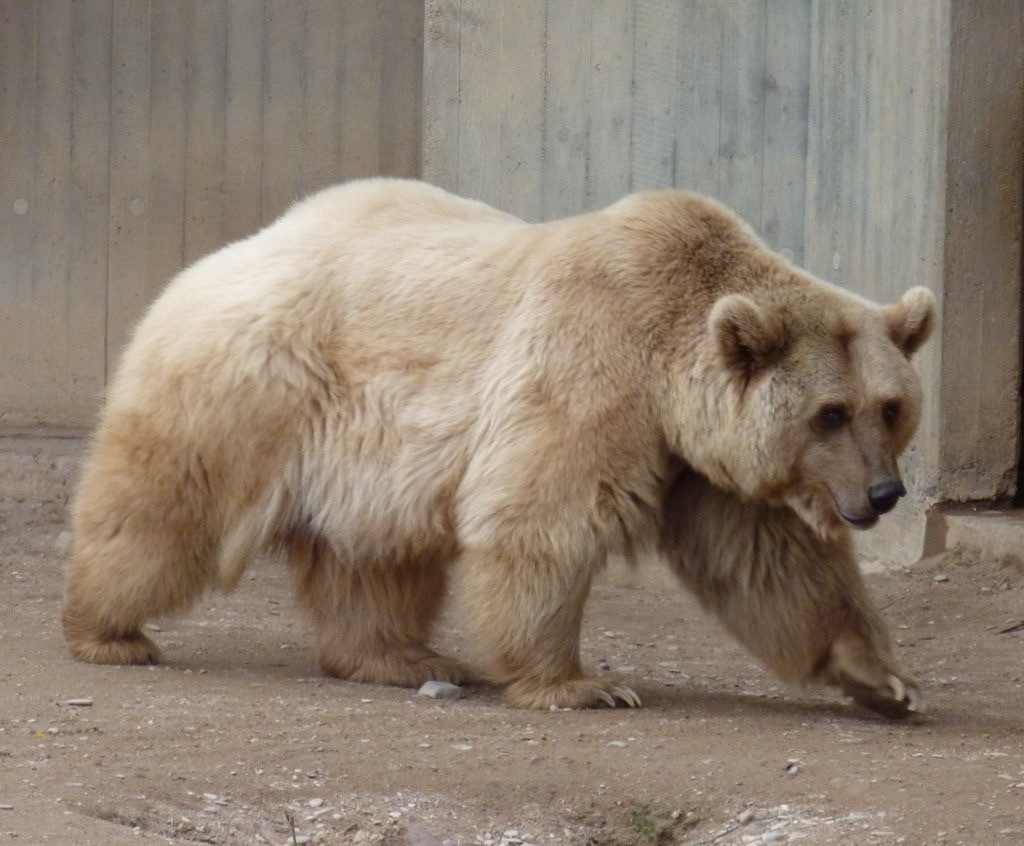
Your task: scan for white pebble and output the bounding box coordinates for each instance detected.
[417,680,464,700]
[933,574,949,582]
[308,798,324,808]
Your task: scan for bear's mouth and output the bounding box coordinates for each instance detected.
[839,510,879,529]
[829,493,880,529]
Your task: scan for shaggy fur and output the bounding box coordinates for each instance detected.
[662,470,920,718]
[63,178,934,715]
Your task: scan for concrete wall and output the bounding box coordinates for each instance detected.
[937,1,1023,503]
[425,0,813,263]
[0,0,423,427]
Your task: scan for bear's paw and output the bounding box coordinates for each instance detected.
[505,677,641,710]
[320,650,473,689]
[840,671,924,720]
[66,630,162,666]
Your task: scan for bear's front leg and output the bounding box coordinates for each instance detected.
[459,547,641,709]
[661,470,922,719]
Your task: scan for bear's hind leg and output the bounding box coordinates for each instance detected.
[289,539,470,688]
[63,452,216,665]
[661,471,921,718]
[459,547,641,710]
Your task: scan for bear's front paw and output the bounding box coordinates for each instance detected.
[505,677,642,710]
[822,633,924,719]
[839,672,924,720]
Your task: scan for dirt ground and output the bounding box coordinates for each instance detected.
[1,492,1023,846]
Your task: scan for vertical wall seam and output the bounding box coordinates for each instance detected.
[220,2,229,231]
[103,0,114,386]
[30,4,40,300]
[539,0,548,219]
[455,0,463,196]
[759,0,768,233]
[626,2,636,193]
[259,0,269,225]
[715,16,724,200]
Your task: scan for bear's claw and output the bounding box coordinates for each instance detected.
[505,677,642,710]
[595,685,642,709]
[842,672,924,720]
[607,683,642,708]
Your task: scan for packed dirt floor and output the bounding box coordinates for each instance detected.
[1,485,1023,844]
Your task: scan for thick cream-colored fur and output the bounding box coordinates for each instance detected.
[63,178,933,715]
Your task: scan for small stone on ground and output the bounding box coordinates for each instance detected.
[417,680,464,700]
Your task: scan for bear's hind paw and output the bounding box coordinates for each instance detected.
[322,650,473,688]
[67,630,162,666]
[505,677,642,710]
[410,654,474,686]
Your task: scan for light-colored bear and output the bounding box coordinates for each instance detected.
[63,179,934,715]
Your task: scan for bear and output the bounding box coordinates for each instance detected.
[62,178,935,716]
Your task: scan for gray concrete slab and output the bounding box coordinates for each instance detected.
[925,504,1024,565]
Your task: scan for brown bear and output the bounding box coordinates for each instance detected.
[62,179,934,716]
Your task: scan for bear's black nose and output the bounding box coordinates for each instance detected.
[868,480,906,515]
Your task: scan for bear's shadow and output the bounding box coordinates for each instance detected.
[157,644,924,725]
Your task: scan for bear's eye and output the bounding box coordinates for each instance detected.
[882,400,901,426]
[816,403,850,431]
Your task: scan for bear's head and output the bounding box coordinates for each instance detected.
[703,283,936,540]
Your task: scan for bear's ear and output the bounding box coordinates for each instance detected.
[709,294,788,377]
[881,286,936,358]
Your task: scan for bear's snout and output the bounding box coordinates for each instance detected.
[867,479,906,515]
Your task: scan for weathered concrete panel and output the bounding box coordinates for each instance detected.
[424,0,812,261]
[938,0,1023,502]
[0,0,424,427]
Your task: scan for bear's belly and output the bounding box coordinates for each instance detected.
[292,419,469,570]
